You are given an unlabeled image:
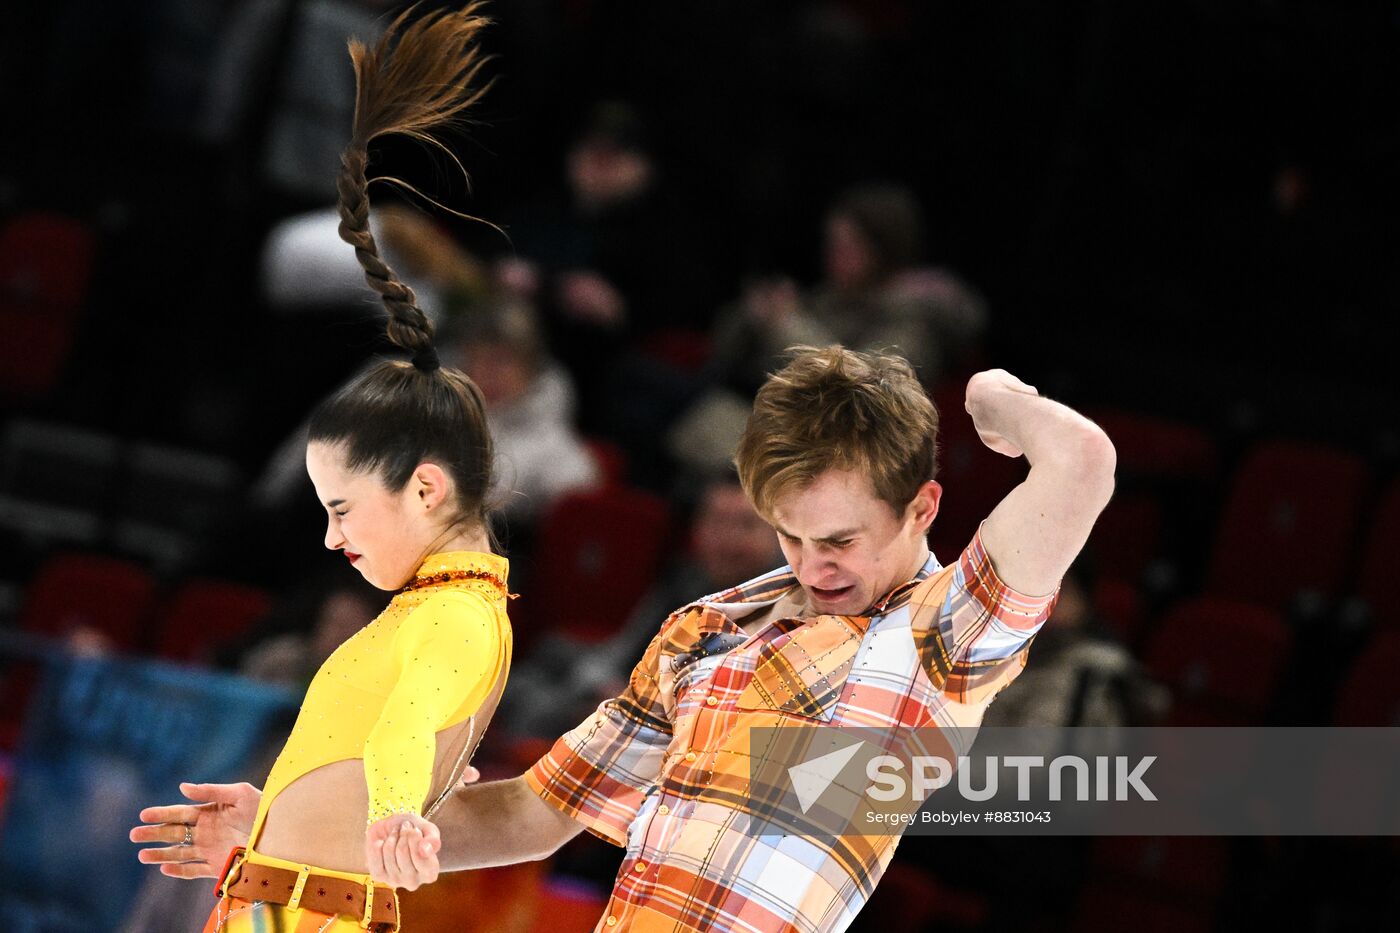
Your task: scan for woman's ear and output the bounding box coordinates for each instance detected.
[412,462,453,513]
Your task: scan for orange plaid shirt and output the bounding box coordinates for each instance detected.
[526,523,1058,932]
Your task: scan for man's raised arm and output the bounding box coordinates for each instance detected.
[966,369,1117,596]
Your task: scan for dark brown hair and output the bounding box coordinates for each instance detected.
[830,182,927,281]
[308,5,497,535]
[734,346,940,518]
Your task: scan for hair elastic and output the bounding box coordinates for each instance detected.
[412,346,441,372]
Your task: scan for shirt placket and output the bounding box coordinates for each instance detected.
[604,636,764,930]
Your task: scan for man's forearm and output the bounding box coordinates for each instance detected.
[436,775,583,871]
[966,371,1116,595]
[966,375,1111,469]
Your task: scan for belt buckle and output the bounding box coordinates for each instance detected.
[287,864,312,911]
[215,847,246,899]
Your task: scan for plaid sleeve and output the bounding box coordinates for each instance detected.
[524,623,674,847]
[913,521,1059,705]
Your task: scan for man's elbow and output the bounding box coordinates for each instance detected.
[526,815,583,861]
[510,778,583,860]
[1070,425,1117,510]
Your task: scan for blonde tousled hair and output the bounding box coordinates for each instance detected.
[734,346,940,518]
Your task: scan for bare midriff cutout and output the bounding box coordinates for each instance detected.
[253,668,500,873]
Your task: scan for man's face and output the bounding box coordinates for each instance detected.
[768,468,940,616]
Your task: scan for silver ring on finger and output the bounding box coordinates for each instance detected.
[182,824,195,847]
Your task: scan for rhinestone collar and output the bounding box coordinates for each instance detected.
[399,551,513,598]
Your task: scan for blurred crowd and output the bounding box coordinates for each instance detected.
[2,1,1399,932]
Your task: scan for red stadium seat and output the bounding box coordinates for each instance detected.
[1077,836,1228,931]
[1086,410,1219,482]
[1333,631,1400,726]
[1143,596,1292,724]
[20,553,157,650]
[1089,492,1163,585]
[0,213,97,399]
[1206,441,1370,610]
[857,862,987,931]
[1355,476,1400,631]
[928,387,1027,562]
[582,437,628,487]
[153,580,273,664]
[0,553,156,748]
[1095,577,1146,647]
[1072,882,1216,933]
[529,486,672,643]
[0,213,96,309]
[1088,836,1229,899]
[527,877,610,933]
[640,328,711,373]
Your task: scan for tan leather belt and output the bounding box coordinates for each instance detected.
[218,849,399,930]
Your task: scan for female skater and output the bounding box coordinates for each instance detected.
[130,8,506,931]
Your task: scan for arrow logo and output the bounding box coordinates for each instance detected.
[787,741,865,813]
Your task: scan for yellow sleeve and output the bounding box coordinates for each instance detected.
[363,590,506,824]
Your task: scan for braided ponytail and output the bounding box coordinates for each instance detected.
[336,3,492,367]
[307,5,499,553]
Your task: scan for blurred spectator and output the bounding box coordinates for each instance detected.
[501,100,716,432]
[244,295,599,590]
[261,203,488,322]
[668,182,988,478]
[980,556,1168,731]
[710,181,988,393]
[238,576,381,691]
[500,472,781,738]
[443,300,602,526]
[201,0,396,203]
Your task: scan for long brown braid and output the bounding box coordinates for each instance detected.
[308,3,500,559]
[335,3,492,365]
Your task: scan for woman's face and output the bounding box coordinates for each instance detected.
[306,442,435,590]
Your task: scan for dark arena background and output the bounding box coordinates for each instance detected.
[1,1,1398,931]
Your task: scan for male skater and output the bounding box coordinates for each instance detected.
[135,346,1115,933]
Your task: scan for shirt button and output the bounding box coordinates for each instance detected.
[657,805,669,815]
[685,752,696,762]
[634,862,647,872]
[605,918,618,927]
[705,696,717,706]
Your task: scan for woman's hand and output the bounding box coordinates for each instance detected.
[366,813,442,891]
[129,782,261,879]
